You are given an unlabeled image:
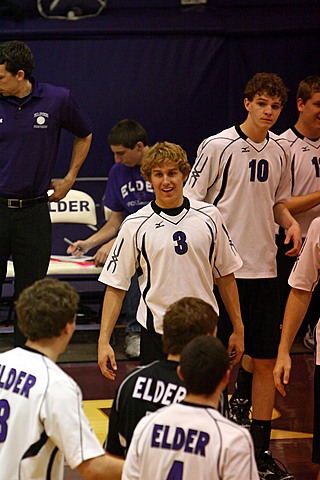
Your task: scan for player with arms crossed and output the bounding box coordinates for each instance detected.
[184,73,301,479]
[274,217,320,479]
[0,278,123,480]
[98,141,244,373]
[123,335,259,480]
[105,296,220,457]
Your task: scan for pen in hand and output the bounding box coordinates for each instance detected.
[64,237,82,252]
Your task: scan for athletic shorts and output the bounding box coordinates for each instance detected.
[217,278,281,359]
[140,326,166,365]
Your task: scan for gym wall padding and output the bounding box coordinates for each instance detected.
[1,2,319,177]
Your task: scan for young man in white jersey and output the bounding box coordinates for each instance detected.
[123,335,259,480]
[273,217,320,479]
[184,73,301,479]
[277,76,320,349]
[0,278,123,480]
[98,141,244,375]
[105,296,220,457]
[231,75,320,437]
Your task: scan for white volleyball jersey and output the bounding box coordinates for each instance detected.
[0,347,105,480]
[289,217,320,292]
[184,126,291,278]
[99,197,242,334]
[280,127,320,237]
[122,401,259,480]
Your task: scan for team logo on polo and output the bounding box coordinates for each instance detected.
[33,112,49,129]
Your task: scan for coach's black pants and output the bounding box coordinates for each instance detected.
[0,202,51,346]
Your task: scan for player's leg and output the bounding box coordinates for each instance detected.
[246,278,294,479]
[303,283,320,350]
[229,354,253,428]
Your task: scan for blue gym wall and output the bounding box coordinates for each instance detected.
[1,1,319,178]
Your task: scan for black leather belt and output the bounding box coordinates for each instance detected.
[0,195,48,208]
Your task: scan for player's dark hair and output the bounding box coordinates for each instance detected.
[162,297,218,355]
[296,75,320,102]
[0,40,34,80]
[141,141,191,181]
[244,72,288,105]
[180,336,229,396]
[107,119,148,149]
[16,278,79,341]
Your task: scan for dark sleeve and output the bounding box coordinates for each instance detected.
[104,397,126,457]
[61,90,92,138]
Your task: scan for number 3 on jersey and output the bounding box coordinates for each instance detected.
[0,400,10,442]
[173,231,188,255]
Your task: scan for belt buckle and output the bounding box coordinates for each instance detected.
[8,199,22,208]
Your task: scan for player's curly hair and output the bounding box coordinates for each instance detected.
[140,141,191,181]
[16,278,79,341]
[296,75,320,102]
[0,40,34,80]
[162,297,218,355]
[244,72,288,105]
[180,336,230,396]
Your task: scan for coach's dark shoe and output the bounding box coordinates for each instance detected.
[229,396,251,429]
[257,451,294,479]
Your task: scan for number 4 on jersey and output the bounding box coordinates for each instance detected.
[167,460,184,480]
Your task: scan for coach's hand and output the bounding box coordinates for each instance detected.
[98,342,117,380]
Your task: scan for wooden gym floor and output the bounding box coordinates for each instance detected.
[0,324,318,479]
[60,333,318,480]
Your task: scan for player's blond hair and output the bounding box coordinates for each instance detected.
[244,72,288,105]
[141,141,191,181]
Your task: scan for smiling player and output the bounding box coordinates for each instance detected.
[98,141,244,373]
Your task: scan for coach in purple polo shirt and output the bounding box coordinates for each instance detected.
[0,40,92,346]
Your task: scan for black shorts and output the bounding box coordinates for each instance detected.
[217,278,281,359]
[140,326,166,365]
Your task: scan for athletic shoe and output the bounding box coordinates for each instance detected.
[229,397,251,429]
[303,325,315,350]
[257,451,294,479]
[124,332,140,358]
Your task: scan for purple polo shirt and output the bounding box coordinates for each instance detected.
[0,78,92,198]
[103,163,154,216]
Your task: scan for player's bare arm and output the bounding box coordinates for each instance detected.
[273,202,302,256]
[215,273,244,364]
[67,211,124,257]
[98,286,126,380]
[77,453,124,479]
[284,190,320,216]
[273,288,312,397]
[49,133,92,202]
